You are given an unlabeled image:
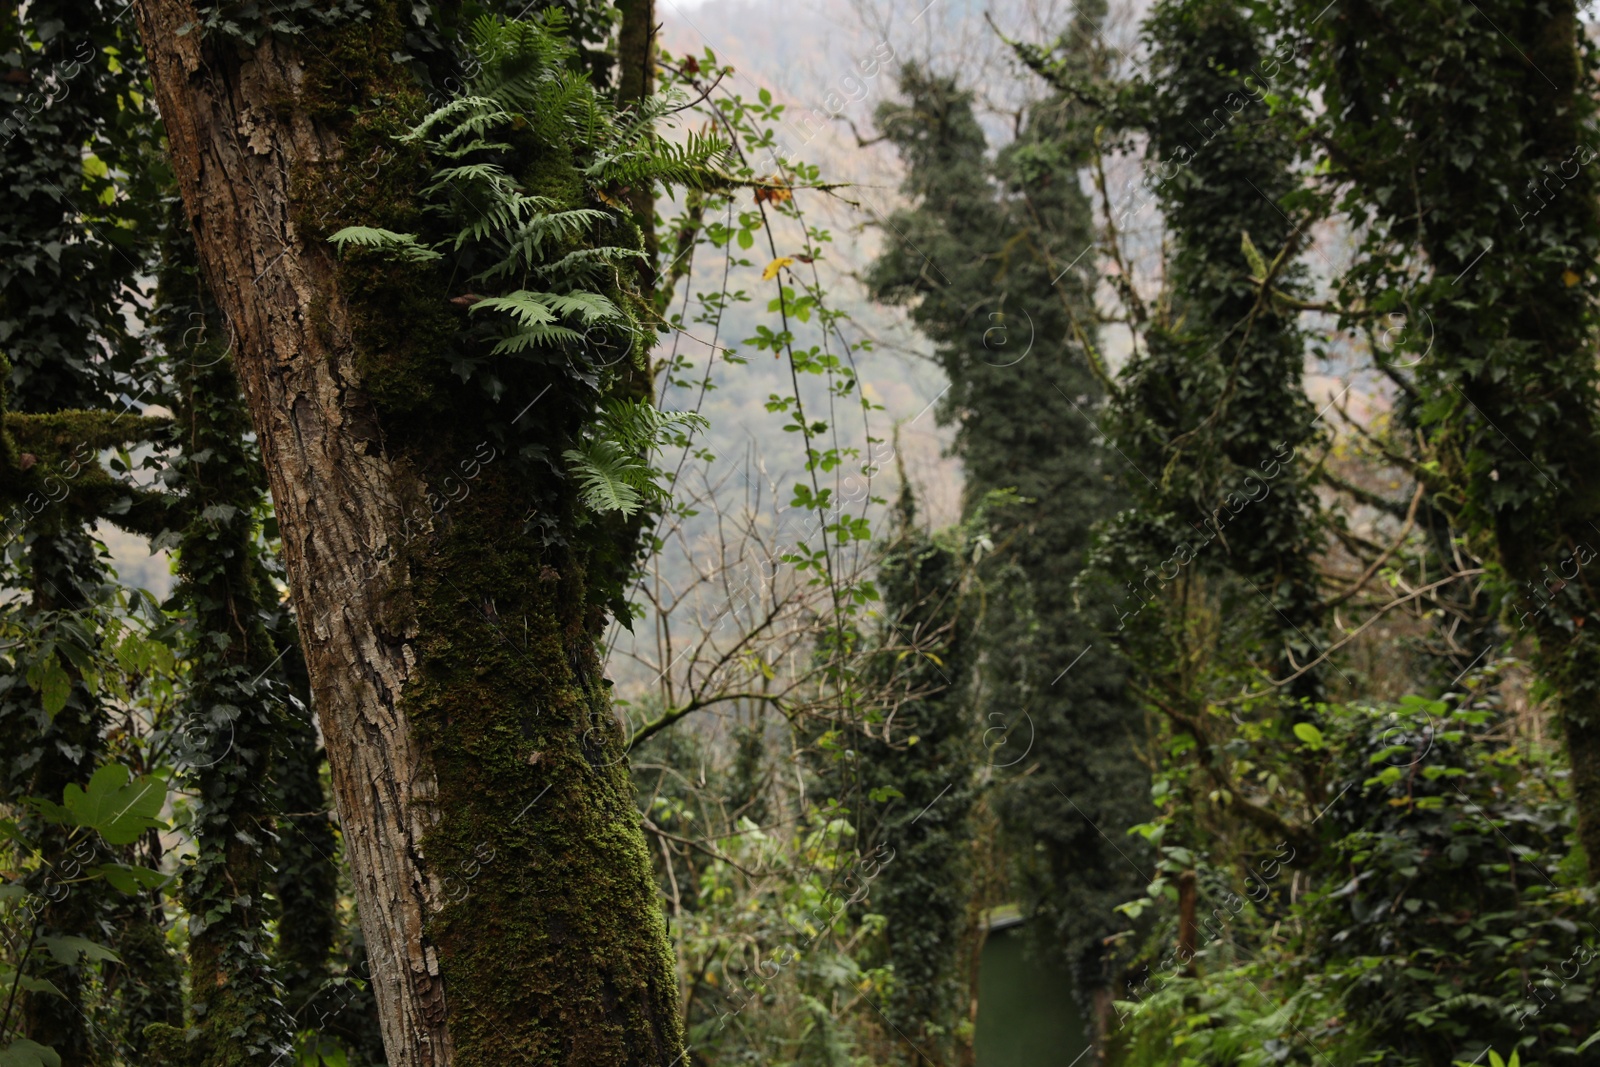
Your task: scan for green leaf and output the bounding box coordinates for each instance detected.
[563,442,650,516]
[0,1039,61,1067]
[27,655,71,718]
[11,975,65,998]
[471,290,627,354]
[1240,230,1269,279]
[39,935,120,966]
[60,765,166,845]
[1292,722,1324,748]
[91,863,170,895]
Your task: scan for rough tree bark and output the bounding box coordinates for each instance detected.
[131,5,684,1064]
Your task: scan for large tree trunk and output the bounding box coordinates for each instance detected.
[131,6,684,1065]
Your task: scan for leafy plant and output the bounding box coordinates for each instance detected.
[562,399,707,517]
[328,11,729,518]
[31,764,165,846]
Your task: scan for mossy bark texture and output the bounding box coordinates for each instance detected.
[132,4,684,1064]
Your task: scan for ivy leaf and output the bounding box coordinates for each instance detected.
[58,765,166,845]
[30,655,71,718]
[0,1039,61,1067]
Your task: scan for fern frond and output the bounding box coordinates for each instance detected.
[469,289,625,327]
[480,208,619,278]
[458,195,559,248]
[490,324,589,354]
[404,96,504,143]
[327,226,443,263]
[433,136,516,160]
[563,439,653,516]
[468,291,561,327]
[528,246,646,281]
[596,398,710,452]
[465,12,591,122]
[470,290,628,354]
[585,125,732,190]
[537,291,624,323]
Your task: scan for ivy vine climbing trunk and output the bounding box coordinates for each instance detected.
[133,4,684,1066]
[0,2,178,1057]
[866,45,1151,1051]
[148,224,296,1065]
[1306,0,1600,881]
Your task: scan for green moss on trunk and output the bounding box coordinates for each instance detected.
[286,8,685,1062]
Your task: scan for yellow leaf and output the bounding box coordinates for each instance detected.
[762,256,794,281]
[1563,269,1581,287]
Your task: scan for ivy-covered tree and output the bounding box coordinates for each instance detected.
[865,40,1151,1039]
[144,225,296,1064]
[0,2,178,1058]
[1112,0,1325,702]
[851,481,976,1065]
[1004,0,1332,899]
[1301,0,1600,881]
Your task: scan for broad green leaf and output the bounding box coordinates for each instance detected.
[12,975,66,998]
[61,764,166,845]
[1292,722,1324,748]
[39,935,121,966]
[0,1039,61,1067]
[28,656,71,718]
[92,863,170,895]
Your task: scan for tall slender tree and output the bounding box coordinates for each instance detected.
[145,222,296,1064]
[853,479,976,1066]
[866,42,1151,1040]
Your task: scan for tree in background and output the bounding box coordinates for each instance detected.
[847,476,977,1065]
[1302,0,1600,883]
[145,223,297,1064]
[0,3,178,1059]
[866,25,1152,1042]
